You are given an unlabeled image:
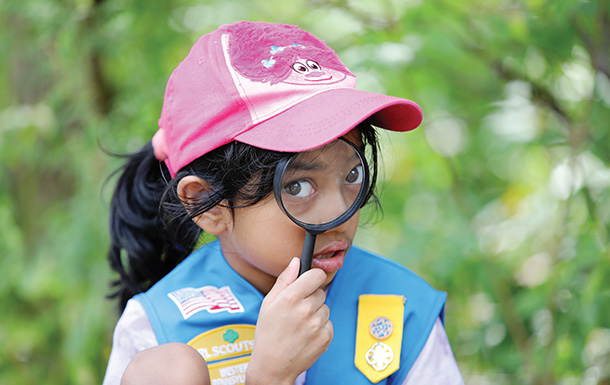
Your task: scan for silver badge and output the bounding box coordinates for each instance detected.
[365,342,394,371]
[369,317,393,340]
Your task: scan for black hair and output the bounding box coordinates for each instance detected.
[107,123,380,312]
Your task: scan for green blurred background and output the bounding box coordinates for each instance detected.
[1,0,609,384]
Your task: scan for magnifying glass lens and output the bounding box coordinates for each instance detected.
[273,138,370,276]
[279,139,365,225]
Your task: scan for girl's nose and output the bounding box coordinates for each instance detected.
[326,190,351,220]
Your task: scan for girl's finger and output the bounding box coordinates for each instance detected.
[308,288,326,309]
[264,257,300,303]
[286,268,327,297]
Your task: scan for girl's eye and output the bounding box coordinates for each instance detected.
[292,62,310,74]
[283,179,314,198]
[345,165,363,184]
[306,60,321,70]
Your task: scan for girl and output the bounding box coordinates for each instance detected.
[103,21,463,385]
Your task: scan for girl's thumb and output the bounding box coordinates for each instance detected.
[265,257,300,302]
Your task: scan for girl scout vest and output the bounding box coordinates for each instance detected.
[136,240,446,384]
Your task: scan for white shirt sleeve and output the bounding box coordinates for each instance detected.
[102,299,159,385]
[401,317,464,385]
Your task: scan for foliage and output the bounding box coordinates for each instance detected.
[1,0,608,384]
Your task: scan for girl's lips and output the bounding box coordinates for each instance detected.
[311,241,349,273]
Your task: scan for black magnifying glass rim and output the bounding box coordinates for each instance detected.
[273,137,371,235]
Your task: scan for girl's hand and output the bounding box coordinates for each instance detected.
[246,258,333,385]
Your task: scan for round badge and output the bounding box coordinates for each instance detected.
[369,317,393,340]
[365,342,394,372]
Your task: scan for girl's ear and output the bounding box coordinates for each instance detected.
[177,176,231,235]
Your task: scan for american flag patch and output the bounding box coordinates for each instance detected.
[168,286,245,319]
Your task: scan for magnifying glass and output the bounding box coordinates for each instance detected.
[273,138,370,276]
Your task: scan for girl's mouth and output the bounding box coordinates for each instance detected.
[311,241,349,273]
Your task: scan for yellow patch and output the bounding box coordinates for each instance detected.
[188,324,255,384]
[354,295,405,383]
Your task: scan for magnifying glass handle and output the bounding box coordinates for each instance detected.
[299,231,317,276]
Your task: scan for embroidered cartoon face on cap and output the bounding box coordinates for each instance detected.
[283,56,348,85]
[224,22,353,86]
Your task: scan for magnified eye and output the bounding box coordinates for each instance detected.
[292,62,310,74]
[345,165,364,184]
[283,179,314,198]
[306,60,321,70]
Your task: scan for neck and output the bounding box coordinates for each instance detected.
[218,238,277,295]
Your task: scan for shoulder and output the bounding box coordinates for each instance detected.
[347,248,450,383]
[112,299,158,351]
[103,299,158,385]
[320,247,449,383]
[139,240,224,297]
[402,318,464,385]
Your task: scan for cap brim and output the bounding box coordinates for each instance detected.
[234,88,423,152]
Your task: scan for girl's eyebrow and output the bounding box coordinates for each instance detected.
[286,159,326,172]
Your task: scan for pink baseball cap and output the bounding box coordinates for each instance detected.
[152,21,423,177]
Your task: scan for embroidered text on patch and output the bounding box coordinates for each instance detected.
[168,286,245,319]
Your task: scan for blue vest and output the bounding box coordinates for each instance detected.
[136,240,446,384]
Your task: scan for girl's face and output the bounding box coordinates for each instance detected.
[218,129,363,295]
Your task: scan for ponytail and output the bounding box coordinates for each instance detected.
[107,142,200,312]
